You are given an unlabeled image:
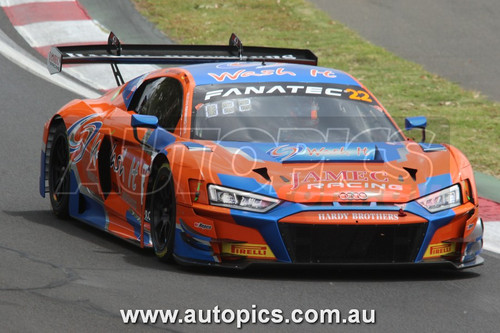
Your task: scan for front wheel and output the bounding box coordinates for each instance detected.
[150,164,176,262]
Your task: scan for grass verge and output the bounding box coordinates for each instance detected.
[132,0,499,177]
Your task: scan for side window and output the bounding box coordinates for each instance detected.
[133,77,183,132]
[134,78,165,115]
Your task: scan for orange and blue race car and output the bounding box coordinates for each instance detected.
[40,33,483,269]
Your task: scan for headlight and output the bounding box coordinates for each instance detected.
[416,184,461,213]
[208,184,281,213]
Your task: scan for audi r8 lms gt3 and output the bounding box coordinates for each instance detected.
[40,33,483,269]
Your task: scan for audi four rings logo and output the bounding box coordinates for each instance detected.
[338,192,368,200]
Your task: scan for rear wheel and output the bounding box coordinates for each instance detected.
[150,164,176,262]
[48,122,70,218]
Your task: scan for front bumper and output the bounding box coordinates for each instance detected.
[172,200,483,270]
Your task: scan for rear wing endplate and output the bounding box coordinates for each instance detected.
[47,32,318,86]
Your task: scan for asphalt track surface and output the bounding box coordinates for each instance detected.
[1,1,499,332]
[310,0,500,102]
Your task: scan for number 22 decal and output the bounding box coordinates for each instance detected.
[345,89,373,103]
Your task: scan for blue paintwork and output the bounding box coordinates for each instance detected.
[181,142,211,150]
[173,228,215,262]
[185,62,360,86]
[216,141,407,163]
[131,114,158,128]
[226,203,295,262]
[419,143,447,152]
[179,219,212,243]
[405,116,427,130]
[122,73,148,109]
[68,171,108,230]
[146,127,176,151]
[126,210,142,241]
[418,173,453,197]
[217,174,278,197]
[405,200,457,261]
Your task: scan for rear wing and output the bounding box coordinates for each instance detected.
[47,32,318,86]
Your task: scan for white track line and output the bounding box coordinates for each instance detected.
[0,29,100,98]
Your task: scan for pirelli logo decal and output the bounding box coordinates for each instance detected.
[424,243,456,258]
[222,243,275,259]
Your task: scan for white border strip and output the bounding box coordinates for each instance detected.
[0,0,74,7]
[15,20,109,47]
[483,222,500,254]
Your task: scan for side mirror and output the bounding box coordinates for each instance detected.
[405,116,427,142]
[131,114,158,146]
[131,114,158,129]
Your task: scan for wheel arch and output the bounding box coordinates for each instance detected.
[144,153,170,212]
[142,152,172,248]
[40,115,67,197]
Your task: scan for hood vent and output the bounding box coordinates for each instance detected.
[403,167,418,181]
[253,167,271,182]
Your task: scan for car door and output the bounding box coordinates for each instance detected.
[102,76,184,243]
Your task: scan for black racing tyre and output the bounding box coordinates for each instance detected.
[150,163,176,262]
[48,122,70,219]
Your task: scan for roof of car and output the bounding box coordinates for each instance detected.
[182,62,361,87]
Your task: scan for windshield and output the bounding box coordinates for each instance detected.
[191,83,403,143]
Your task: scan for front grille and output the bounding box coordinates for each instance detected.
[278,223,428,264]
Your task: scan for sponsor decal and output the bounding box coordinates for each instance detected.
[305,146,371,157]
[280,210,426,225]
[139,163,150,205]
[204,83,342,100]
[89,134,102,169]
[222,243,275,258]
[110,143,125,179]
[290,170,403,191]
[47,47,62,74]
[194,222,212,230]
[266,144,376,164]
[123,73,147,105]
[199,82,376,106]
[267,144,306,162]
[310,69,337,78]
[208,68,296,82]
[344,88,373,103]
[317,212,399,222]
[128,157,140,191]
[67,114,103,164]
[424,243,456,258]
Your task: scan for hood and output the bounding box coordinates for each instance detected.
[184,141,457,204]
